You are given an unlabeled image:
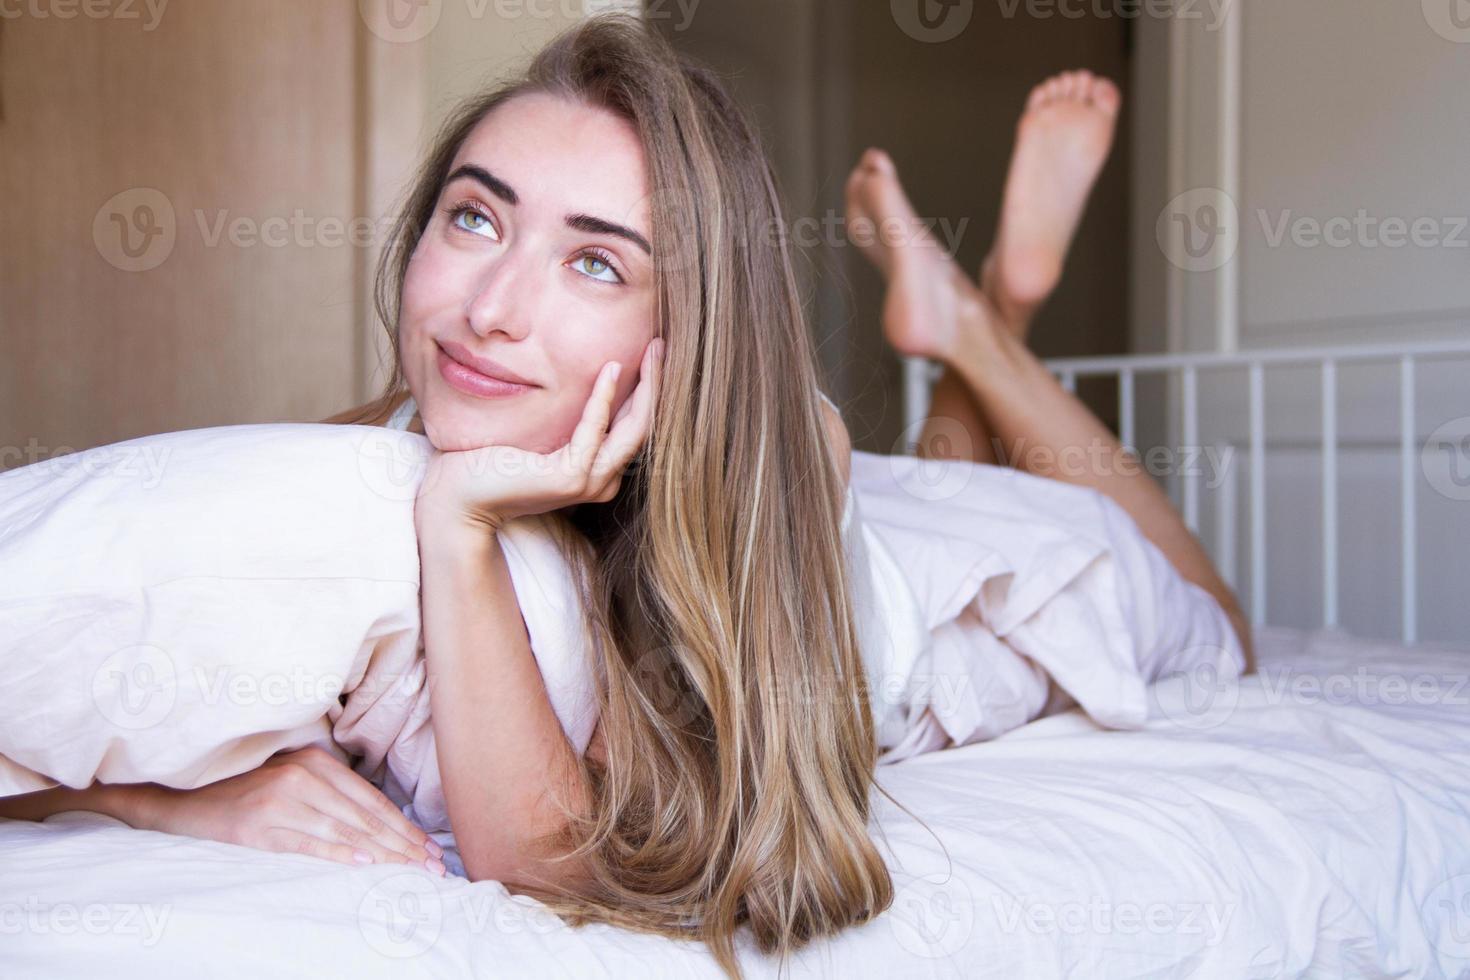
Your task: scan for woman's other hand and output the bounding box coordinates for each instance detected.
[140,746,446,874]
[415,338,662,535]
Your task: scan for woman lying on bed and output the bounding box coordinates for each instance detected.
[0,15,1251,978]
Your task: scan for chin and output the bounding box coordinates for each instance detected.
[420,407,548,455]
[423,418,507,453]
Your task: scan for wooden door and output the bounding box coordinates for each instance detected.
[1,1,384,463]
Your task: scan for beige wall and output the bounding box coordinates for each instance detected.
[0,2,363,461]
[660,0,1132,453]
[1131,2,1470,642]
[358,0,597,396]
[425,1,591,132]
[0,0,592,465]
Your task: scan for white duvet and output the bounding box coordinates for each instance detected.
[4,626,1469,979]
[0,422,1241,831]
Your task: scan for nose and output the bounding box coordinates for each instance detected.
[463,247,537,342]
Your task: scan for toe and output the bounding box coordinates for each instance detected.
[854,147,890,177]
[845,152,874,189]
[1089,76,1121,115]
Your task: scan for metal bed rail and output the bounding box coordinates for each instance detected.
[902,339,1470,644]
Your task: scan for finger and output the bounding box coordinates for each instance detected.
[264,825,431,872]
[288,802,433,870]
[294,749,442,860]
[608,387,636,429]
[310,758,439,861]
[566,360,621,474]
[591,474,621,503]
[263,828,375,868]
[303,773,431,863]
[594,340,661,480]
[591,397,648,482]
[598,340,658,462]
[608,337,661,430]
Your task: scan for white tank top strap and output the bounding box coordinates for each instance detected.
[386,394,417,432]
[814,389,855,536]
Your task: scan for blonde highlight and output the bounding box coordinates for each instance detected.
[349,15,894,977]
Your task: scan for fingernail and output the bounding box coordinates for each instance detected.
[609,362,622,382]
[353,849,374,865]
[425,838,444,858]
[426,857,446,876]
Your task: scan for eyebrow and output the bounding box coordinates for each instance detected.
[566,213,651,256]
[444,164,652,256]
[445,164,517,205]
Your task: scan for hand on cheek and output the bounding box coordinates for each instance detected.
[608,337,663,431]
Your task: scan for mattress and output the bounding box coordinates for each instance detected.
[3,626,1468,978]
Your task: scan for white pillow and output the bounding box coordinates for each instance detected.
[0,422,428,796]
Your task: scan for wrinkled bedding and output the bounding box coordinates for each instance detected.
[0,424,1241,835]
[3,626,1468,979]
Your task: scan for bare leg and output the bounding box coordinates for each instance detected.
[866,255,1252,666]
[844,148,997,463]
[845,71,1119,461]
[938,68,1123,468]
[844,94,1251,668]
[917,369,994,463]
[943,303,1254,671]
[979,70,1120,335]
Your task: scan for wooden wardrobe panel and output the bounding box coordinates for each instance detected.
[0,1,363,460]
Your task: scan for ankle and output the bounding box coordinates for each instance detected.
[946,289,1006,368]
[998,246,1063,310]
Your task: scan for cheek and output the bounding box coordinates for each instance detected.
[399,245,457,340]
[540,307,654,440]
[568,306,654,386]
[397,243,470,404]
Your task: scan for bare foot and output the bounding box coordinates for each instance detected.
[981,70,1121,334]
[844,148,995,362]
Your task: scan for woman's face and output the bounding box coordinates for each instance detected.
[399,92,657,454]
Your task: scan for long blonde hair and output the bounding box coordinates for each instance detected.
[348,15,892,976]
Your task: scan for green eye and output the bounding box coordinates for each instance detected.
[450,207,496,238]
[575,252,621,284]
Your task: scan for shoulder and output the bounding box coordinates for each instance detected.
[818,391,851,488]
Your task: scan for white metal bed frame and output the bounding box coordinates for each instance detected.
[902,339,1470,645]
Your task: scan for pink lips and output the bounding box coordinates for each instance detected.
[435,342,537,399]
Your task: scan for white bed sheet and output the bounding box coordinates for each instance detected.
[3,626,1469,979]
